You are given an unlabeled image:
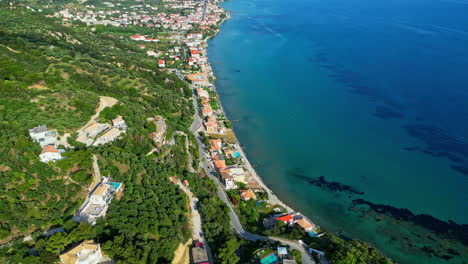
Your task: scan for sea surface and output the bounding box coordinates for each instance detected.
[207,0,468,262]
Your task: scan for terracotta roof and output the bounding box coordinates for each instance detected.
[209,139,222,150]
[240,189,256,200]
[92,184,110,196]
[276,214,294,223]
[42,145,59,153]
[214,160,226,170]
[202,106,213,114]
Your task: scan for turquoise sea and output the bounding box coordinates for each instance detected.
[207,0,468,262]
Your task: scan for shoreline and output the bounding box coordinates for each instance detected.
[198,4,312,221]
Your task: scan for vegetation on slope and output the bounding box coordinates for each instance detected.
[0,4,194,263]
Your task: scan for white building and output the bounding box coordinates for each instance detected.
[59,240,103,264]
[29,125,58,147]
[39,145,63,163]
[83,123,109,138]
[75,179,123,225]
[112,115,127,129]
[93,128,122,146]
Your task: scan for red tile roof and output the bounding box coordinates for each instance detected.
[276,214,294,223]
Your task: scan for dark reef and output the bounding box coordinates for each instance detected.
[373,105,404,120]
[352,198,468,246]
[290,170,364,195]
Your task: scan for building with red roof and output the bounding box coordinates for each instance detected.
[275,214,295,225]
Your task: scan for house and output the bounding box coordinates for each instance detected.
[59,240,103,264]
[202,106,213,117]
[188,57,196,66]
[201,99,210,106]
[240,189,256,201]
[203,120,218,133]
[214,160,227,170]
[210,150,223,161]
[93,128,122,145]
[138,44,146,49]
[90,184,112,205]
[191,242,209,264]
[196,88,209,98]
[277,247,288,255]
[112,115,127,129]
[147,50,157,57]
[190,49,200,58]
[225,167,246,183]
[84,123,109,138]
[294,214,315,231]
[187,33,203,39]
[221,172,236,190]
[283,259,297,264]
[75,179,122,225]
[39,145,63,163]
[29,125,58,147]
[130,35,146,41]
[263,217,277,229]
[275,214,295,225]
[158,60,165,68]
[208,139,222,151]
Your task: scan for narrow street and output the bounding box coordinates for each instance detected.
[176,180,214,264]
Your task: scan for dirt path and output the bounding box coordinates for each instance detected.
[171,239,192,264]
[77,96,118,134]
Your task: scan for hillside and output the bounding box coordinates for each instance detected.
[0,4,194,263]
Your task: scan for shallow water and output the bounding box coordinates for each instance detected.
[207,0,468,262]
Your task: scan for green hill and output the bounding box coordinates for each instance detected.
[0,4,194,263]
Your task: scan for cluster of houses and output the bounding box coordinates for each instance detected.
[73,177,123,225]
[76,115,127,146]
[196,88,227,134]
[51,0,218,31]
[29,125,65,163]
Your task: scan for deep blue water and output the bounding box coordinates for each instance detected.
[207,0,468,262]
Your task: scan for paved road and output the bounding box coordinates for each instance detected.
[192,133,316,264]
[182,63,318,264]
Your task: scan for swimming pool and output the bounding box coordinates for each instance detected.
[308,231,318,237]
[233,151,241,158]
[107,182,122,191]
[260,253,279,264]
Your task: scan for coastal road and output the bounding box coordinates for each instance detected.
[193,134,316,264]
[181,64,317,264]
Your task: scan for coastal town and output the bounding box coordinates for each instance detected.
[0,0,374,263]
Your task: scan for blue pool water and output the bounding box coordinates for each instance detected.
[233,151,241,158]
[107,182,122,190]
[260,253,279,264]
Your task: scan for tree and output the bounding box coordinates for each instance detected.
[218,237,240,264]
